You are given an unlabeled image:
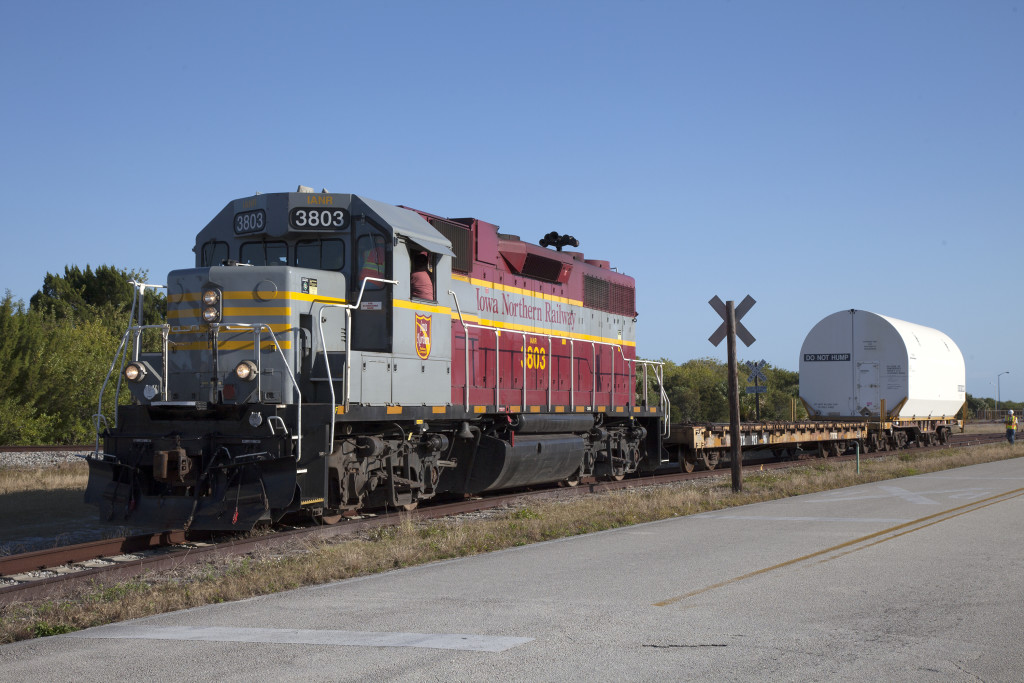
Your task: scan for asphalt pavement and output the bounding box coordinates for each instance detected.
[3,457,1024,682]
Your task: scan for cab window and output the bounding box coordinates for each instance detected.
[240,241,288,266]
[200,241,229,267]
[355,234,388,290]
[409,248,435,301]
[296,239,345,270]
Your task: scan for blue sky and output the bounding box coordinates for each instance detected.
[2,1,1021,401]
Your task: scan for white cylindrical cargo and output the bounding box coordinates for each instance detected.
[799,310,965,419]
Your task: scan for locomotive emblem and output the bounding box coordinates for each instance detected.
[415,313,431,359]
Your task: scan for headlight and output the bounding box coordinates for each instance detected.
[202,288,221,322]
[235,360,258,381]
[125,362,146,382]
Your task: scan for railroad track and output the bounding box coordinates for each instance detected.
[946,432,1008,447]
[0,432,1011,605]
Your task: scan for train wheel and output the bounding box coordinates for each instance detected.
[558,470,581,487]
[701,452,719,470]
[401,502,419,512]
[681,454,696,473]
[817,442,841,458]
[320,513,343,525]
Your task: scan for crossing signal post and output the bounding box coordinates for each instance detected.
[709,295,756,493]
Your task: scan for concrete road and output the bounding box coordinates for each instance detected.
[4,458,1024,681]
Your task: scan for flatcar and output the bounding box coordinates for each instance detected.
[664,310,966,469]
[86,187,668,530]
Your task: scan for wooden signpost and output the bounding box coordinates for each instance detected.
[709,295,756,493]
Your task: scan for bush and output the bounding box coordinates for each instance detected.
[0,266,165,445]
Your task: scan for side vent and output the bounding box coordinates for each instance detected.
[427,218,472,273]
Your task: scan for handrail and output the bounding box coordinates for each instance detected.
[94,281,166,453]
[218,322,305,460]
[448,290,520,411]
[631,357,671,437]
[315,276,399,452]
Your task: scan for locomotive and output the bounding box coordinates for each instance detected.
[85,187,668,530]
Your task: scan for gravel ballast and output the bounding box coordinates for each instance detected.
[0,450,91,468]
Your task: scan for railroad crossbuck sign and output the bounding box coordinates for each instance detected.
[708,295,756,347]
[746,359,767,393]
[746,360,767,382]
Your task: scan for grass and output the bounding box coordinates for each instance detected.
[964,420,1011,434]
[0,462,93,556]
[1,438,1020,644]
[0,461,89,496]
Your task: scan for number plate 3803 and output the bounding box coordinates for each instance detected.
[290,207,349,230]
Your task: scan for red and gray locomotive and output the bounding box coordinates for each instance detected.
[86,187,668,530]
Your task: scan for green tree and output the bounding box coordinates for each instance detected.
[649,357,730,423]
[739,361,806,421]
[641,357,807,424]
[0,265,167,444]
[30,264,166,326]
[965,393,990,418]
[0,294,57,442]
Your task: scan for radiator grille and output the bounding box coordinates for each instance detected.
[584,275,635,317]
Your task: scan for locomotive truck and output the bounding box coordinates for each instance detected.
[86,187,668,530]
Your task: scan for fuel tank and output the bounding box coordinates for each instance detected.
[458,434,584,493]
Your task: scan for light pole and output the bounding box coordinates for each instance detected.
[998,371,1010,412]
